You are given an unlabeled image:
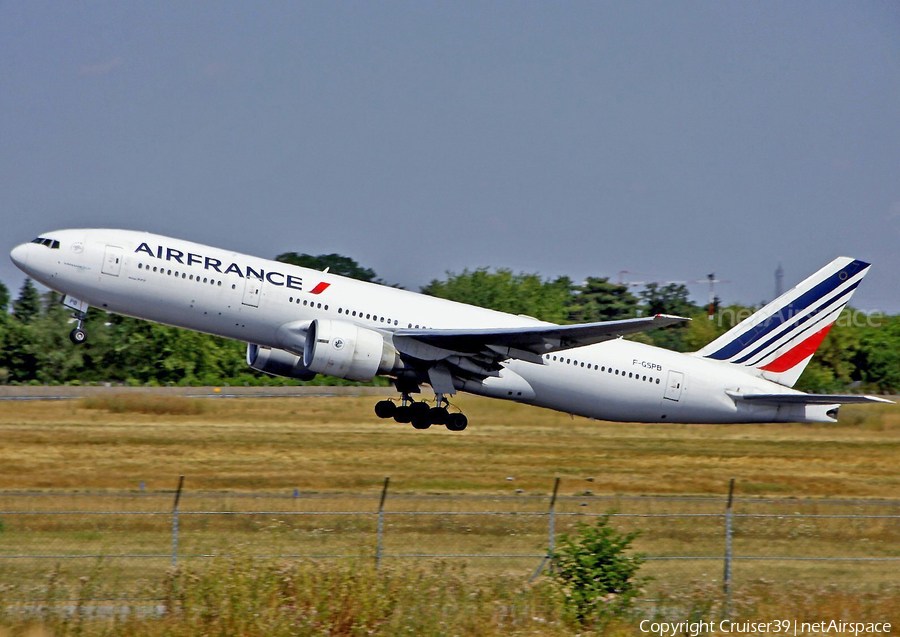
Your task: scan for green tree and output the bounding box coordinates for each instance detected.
[0,280,10,313]
[0,317,39,381]
[638,282,698,317]
[13,279,41,324]
[275,253,380,283]
[568,277,638,322]
[551,515,648,626]
[422,268,573,323]
[635,283,703,351]
[852,315,900,392]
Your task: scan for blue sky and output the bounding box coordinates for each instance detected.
[2,1,898,311]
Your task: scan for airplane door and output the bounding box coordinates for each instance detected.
[242,276,262,307]
[101,246,123,276]
[664,370,684,402]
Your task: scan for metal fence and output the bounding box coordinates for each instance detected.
[1,477,898,600]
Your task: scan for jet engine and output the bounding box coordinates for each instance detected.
[303,319,400,382]
[246,344,317,381]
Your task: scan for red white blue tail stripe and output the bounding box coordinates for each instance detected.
[695,257,870,387]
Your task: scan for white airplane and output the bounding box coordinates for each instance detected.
[10,230,891,430]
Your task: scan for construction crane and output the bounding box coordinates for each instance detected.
[617,271,731,320]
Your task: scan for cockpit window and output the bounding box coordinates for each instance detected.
[30,237,60,249]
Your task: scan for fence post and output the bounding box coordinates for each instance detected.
[171,475,184,568]
[723,477,735,614]
[530,476,560,581]
[547,476,560,570]
[375,477,389,568]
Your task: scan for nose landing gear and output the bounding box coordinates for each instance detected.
[68,312,88,345]
[63,296,89,345]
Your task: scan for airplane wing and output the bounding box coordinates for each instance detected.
[392,314,688,366]
[729,393,894,405]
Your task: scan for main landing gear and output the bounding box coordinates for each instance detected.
[374,393,468,431]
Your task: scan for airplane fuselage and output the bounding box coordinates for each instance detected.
[11,229,834,424]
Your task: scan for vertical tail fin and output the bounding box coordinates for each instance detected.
[695,257,870,387]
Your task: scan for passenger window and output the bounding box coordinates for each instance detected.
[153,267,158,272]
[317,303,322,309]
[324,305,328,310]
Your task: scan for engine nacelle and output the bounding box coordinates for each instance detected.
[303,319,399,382]
[247,344,317,381]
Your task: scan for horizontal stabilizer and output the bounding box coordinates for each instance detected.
[728,392,894,406]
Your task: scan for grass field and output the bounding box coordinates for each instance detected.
[0,393,898,497]
[0,393,897,633]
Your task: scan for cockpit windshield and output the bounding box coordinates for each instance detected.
[31,237,60,249]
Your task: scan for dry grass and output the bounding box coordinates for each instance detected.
[0,394,896,497]
[0,560,897,635]
[80,394,207,416]
[0,394,897,633]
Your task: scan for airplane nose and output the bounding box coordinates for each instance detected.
[10,243,29,269]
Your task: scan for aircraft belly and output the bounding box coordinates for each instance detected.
[513,361,664,422]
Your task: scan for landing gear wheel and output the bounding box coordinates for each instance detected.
[446,413,468,432]
[394,406,413,424]
[409,402,430,419]
[69,328,87,345]
[428,407,449,426]
[374,400,396,419]
[411,415,431,430]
